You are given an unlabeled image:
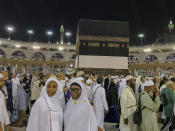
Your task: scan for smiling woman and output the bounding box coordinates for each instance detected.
[26,77,64,131]
[46,81,58,97]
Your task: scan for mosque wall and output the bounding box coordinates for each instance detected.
[0,46,75,61]
[130,51,175,63]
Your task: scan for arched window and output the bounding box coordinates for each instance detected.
[11,51,26,60]
[32,52,45,61]
[0,49,5,58]
[145,55,158,63]
[51,53,64,61]
[71,54,77,59]
[166,53,175,62]
[129,55,139,63]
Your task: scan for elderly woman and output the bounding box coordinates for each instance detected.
[26,77,64,131]
[64,79,99,131]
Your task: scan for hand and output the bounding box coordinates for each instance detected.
[155,86,160,96]
[98,127,103,131]
[0,122,3,131]
[104,110,108,114]
[124,118,128,125]
[63,87,67,93]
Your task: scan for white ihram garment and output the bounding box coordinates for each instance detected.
[120,86,137,131]
[11,77,20,98]
[93,84,108,130]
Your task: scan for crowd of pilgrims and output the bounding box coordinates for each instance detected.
[0,70,175,131]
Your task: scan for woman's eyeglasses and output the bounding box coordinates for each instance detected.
[69,88,81,92]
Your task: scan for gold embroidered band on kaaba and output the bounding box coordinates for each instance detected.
[78,35,129,43]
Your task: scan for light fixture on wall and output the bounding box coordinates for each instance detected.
[143,48,151,52]
[15,44,21,48]
[33,45,40,50]
[58,47,64,51]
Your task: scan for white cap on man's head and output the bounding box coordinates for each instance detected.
[149,77,153,80]
[168,76,173,79]
[115,76,119,78]
[144,80,154,87]
[86,79,92,85]
[76,71,85,77]
[125,75,133,81]
[111,76,115,79]
[161,74,165,78]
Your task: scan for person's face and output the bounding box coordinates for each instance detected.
[126,80,132,87]
[69,85,82,100]
[62,75,65,80]
[141,78,145,83]
[87,82,92,87]
[91,76,96,82]
[0,78,5,87]
[13,74,16,78]
[145,86,153,92]
[131,78,136,85]
[46,74,51,79]
[82,74,86,79]
[46,81,58,97]
[110,78,114,83]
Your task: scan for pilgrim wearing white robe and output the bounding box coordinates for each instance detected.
[120,86,137,131]
[1,86,8,99]
[26,77,63,131]
[0,91,10,131]
[118,78,126,100]
[93,84,108,130]
[57,80,65,110]
[30,79,41,101]
[64,80,98,131]
[11,77,20,99]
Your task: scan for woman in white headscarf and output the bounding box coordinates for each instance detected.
[64,79,98,131]
[40,77,65,111]
[26,77,63,131]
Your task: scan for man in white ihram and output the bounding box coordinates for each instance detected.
[93,76,108,131]
[11,74,20,103]
[120,75,137,131]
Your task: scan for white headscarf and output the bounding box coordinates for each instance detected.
[69,78,88,103]
[41,77,62,111]
[27,77,63,131]
[40,77,65,111]
[64,79,98,131]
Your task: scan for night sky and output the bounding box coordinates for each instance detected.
[0,0,175,45]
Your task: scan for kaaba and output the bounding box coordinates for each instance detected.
[76,19,129,70]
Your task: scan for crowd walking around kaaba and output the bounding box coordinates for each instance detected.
[0,70,175,131]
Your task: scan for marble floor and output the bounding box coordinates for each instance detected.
[10,123,163,131]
